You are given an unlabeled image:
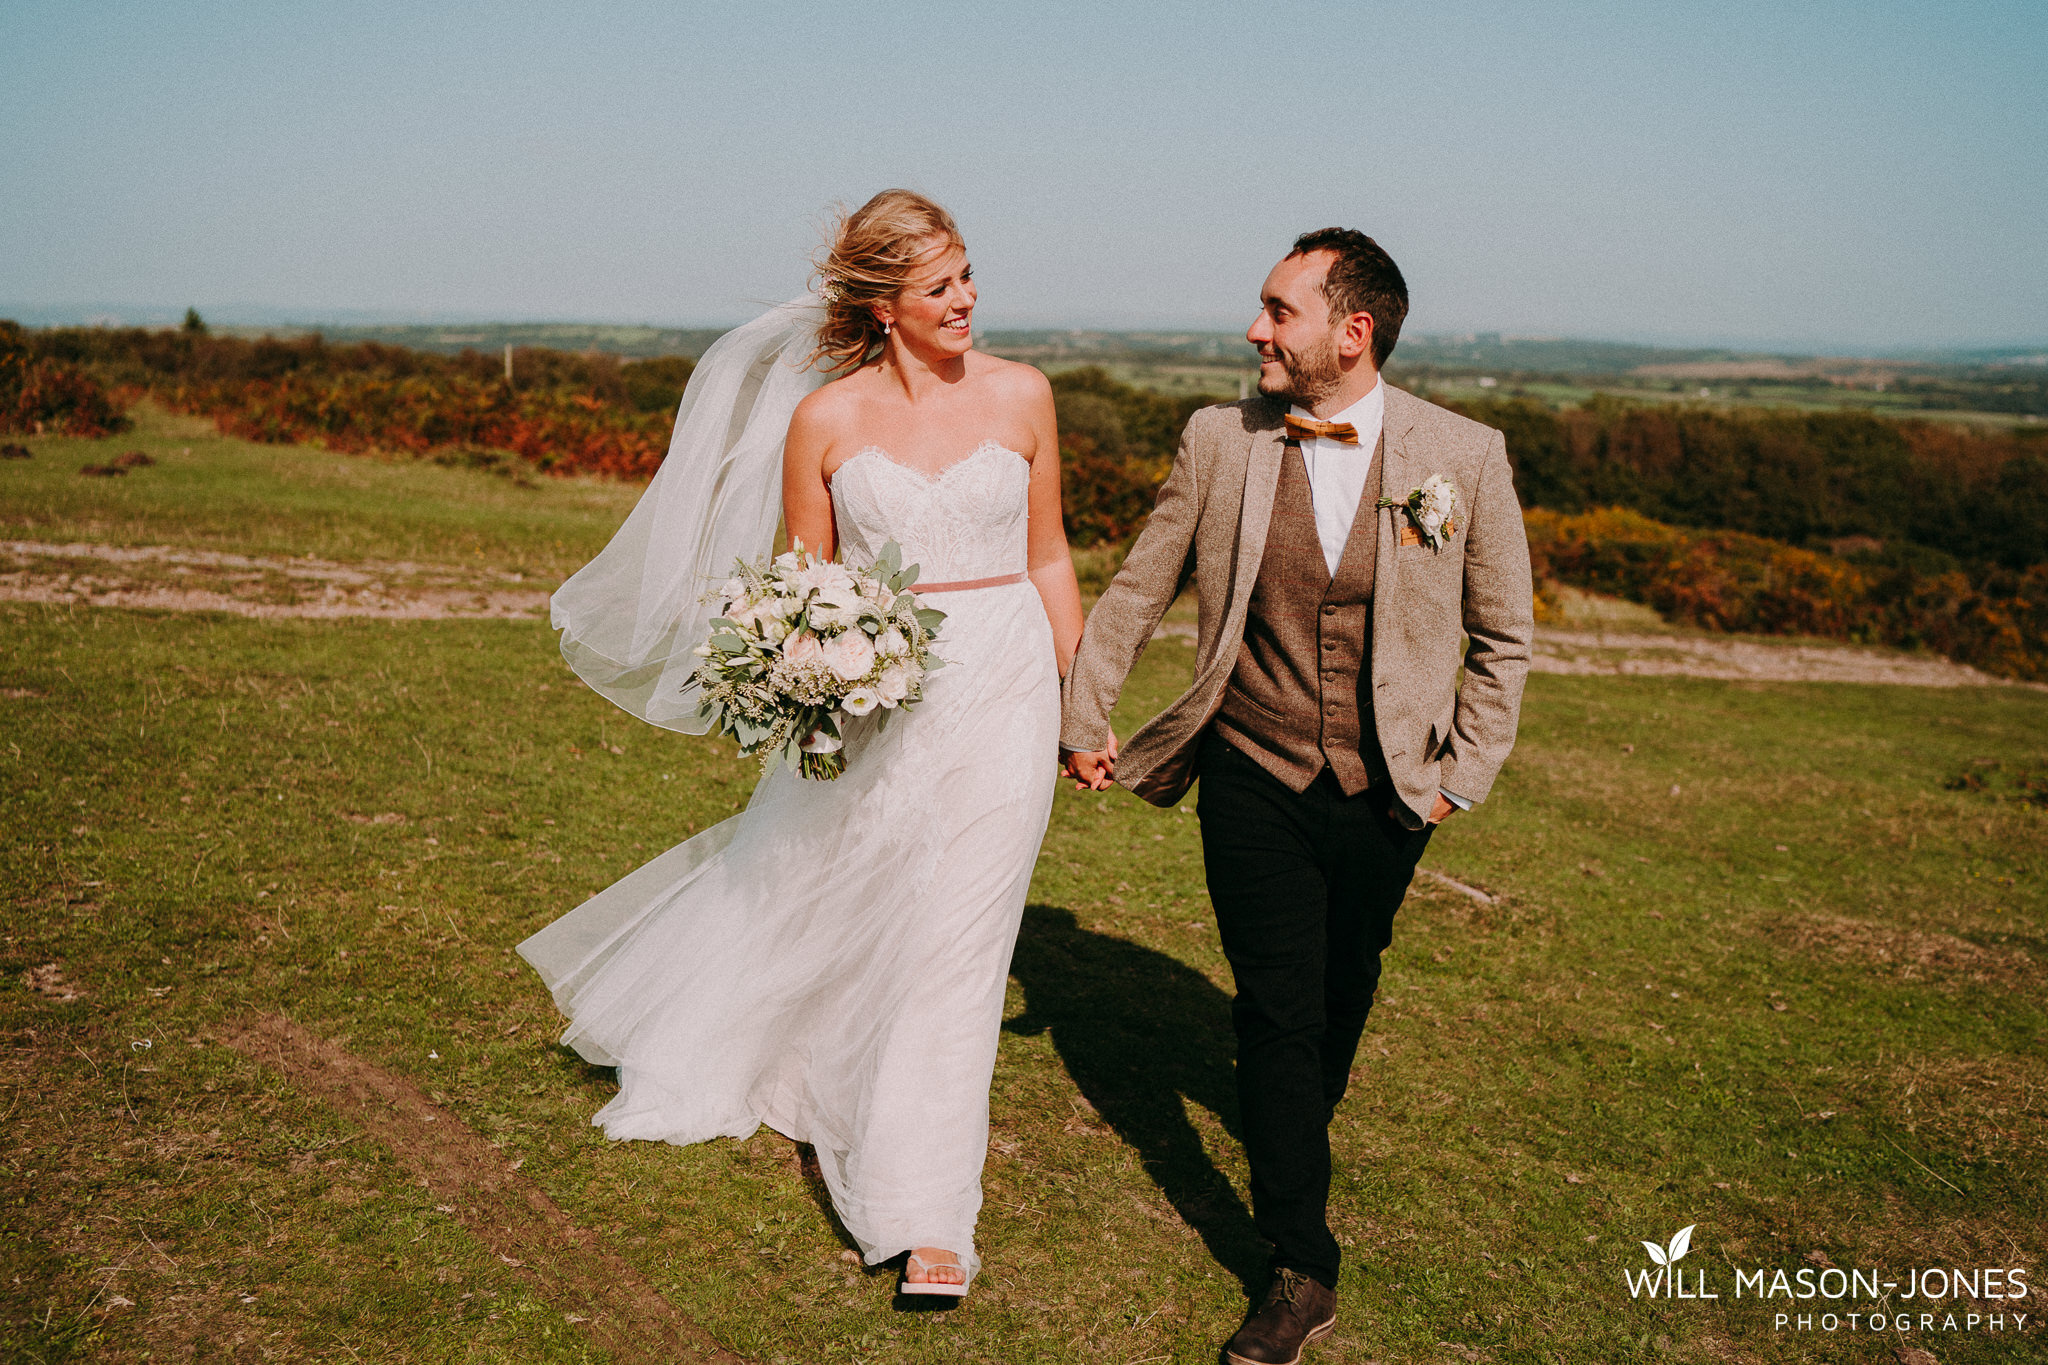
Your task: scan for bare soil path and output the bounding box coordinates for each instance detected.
[1150,617,2032,689]
[223,1013,749,1365]
[1,540,549,620]
[8,537,2029,687]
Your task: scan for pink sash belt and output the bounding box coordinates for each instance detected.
[912,570,1027,595]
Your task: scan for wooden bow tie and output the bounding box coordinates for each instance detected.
[1283,414,1360,444]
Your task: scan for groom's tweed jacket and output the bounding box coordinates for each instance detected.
[1060,387,1534,827]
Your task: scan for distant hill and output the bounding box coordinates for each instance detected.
[223,321,729,359]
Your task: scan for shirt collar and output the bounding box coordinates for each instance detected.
[1288,378,1384,433]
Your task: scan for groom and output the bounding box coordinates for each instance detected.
[1061,229,1532,1364]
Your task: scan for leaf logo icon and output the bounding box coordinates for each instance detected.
[1642,1224,1696,1267]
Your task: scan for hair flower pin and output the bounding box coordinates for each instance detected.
[818,276,847,305]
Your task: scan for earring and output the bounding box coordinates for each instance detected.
[882,320,891,336]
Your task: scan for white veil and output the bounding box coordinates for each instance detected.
[551,296,829,732]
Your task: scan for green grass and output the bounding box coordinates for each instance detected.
[2,401,640,579]
[3,426,2045,1363]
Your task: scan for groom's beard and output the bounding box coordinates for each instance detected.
[1258,329,1344,409]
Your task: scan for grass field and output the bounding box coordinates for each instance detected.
[3,421,2045,1364]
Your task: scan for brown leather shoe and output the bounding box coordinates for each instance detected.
[1223,1268,1337,1365]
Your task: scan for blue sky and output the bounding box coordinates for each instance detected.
[3,0,2043,348]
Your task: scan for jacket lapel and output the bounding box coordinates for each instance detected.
[1371,387,1419,686]
[1223,414,1286,669]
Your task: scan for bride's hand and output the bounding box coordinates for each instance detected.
[1063,727,1119,792]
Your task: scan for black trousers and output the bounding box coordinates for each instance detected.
[1195,732,1434,1290]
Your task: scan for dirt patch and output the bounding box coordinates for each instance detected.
[1876,1052,2048,1167]
[1769,912,2033,987]
[21,962,84,1002]
[1148,601,2025,688]
[1530,629,2022,688]
[222,1012,749,1365]
[1,541,549,620]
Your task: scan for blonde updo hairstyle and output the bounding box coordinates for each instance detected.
[809,189,965,373]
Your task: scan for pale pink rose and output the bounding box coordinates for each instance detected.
[782,631,824,666]
[874,626,910,658]
[876,662,913,705]
[822,629,876,681]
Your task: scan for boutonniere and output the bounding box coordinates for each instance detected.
[1378,474,1460,552]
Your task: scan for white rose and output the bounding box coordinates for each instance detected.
[809,583,866,631]
[782,631,824,666]
[874,626,910,658]
[758,613,792,644]
[822,629,876,681]
[841,687,880,716]
[795,560,855,596]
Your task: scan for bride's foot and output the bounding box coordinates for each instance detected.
[900,1247,971,1298]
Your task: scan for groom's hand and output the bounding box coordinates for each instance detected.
[1427,792,1457,824]
[1063,729,1119,791]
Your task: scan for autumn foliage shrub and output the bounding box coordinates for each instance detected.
[0,322,130,437]
[1449,394,2047,570]
[1527,507,2048,681]
[23,324,685,479]
[1050,367,1219,546]
[174,371,673,479]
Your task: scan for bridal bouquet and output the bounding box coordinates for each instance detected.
[690,540,945,780]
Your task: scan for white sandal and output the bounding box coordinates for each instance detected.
[900,1250,973,1298]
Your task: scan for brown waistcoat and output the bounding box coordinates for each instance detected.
[1213,437,1388,795]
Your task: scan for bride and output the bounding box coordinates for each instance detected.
[519,189,1101,1296]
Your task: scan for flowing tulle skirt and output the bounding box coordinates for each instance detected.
[519,579,1058,1271]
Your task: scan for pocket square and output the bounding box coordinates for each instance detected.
[1398,525,1422,548]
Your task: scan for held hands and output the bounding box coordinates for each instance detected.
[1062,729,1119,791]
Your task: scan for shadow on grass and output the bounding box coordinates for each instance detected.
[1005,903,1264,1292]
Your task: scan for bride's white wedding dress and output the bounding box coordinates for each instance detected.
[519,440,1058,1277]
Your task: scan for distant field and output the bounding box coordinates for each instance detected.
[3,420,2044,1363]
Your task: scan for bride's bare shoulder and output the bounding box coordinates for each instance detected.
[790,367,869,439]
[969,352,1052,403]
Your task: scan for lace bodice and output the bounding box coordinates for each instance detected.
[830,442,1031,583]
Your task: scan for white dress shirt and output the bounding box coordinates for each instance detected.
[1288,381,1385,577]
[1288,381,1469,812]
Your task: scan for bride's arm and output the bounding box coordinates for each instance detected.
[781,391,837,559]
[1020,372,1085,678]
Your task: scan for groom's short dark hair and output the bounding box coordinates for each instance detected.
[1290,228,1407,369]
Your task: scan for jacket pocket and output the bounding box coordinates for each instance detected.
[1428,697,1458,757]
[1223,681,1288,724]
